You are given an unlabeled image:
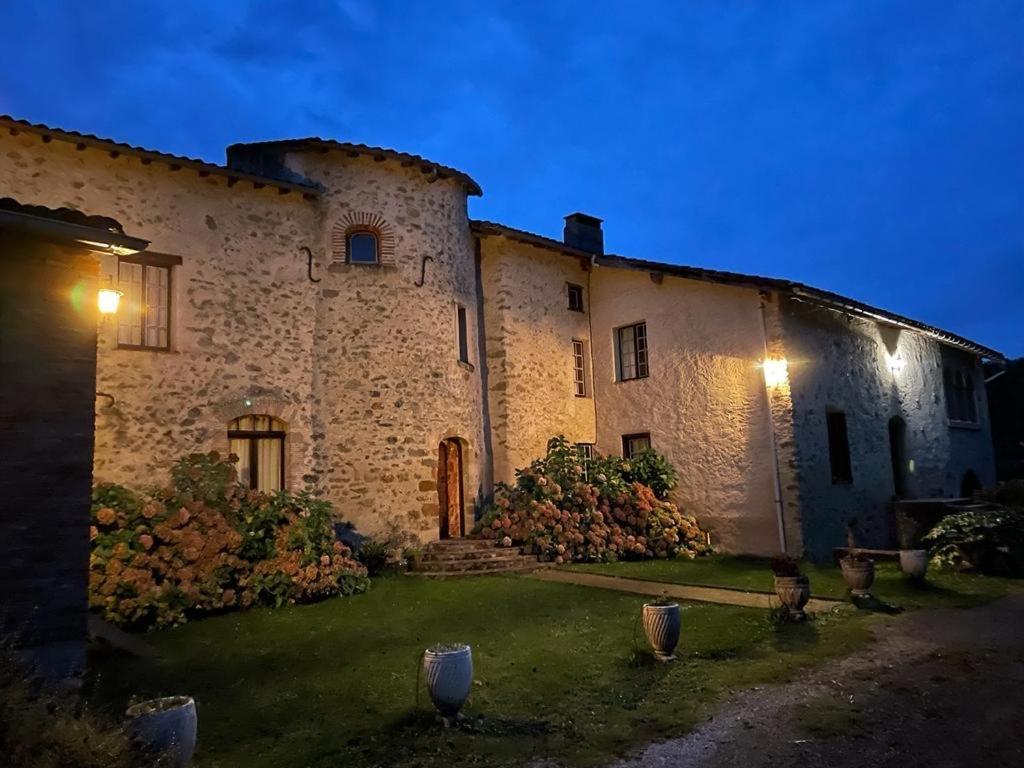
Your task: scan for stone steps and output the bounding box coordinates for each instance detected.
[407,538,542,578]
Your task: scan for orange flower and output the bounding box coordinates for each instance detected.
[96,507,116,526]
[139,534,154,551]
[89,525,98,541]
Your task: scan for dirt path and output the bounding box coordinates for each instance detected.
[613,588,1024,768]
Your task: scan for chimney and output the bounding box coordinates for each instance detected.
[563,212,603,255]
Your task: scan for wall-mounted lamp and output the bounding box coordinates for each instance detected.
[97,287,123,315]
[887,352,905,376]
[760,358,789,388]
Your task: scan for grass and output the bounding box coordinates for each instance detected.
[565,555,1011,610]
[86,575,872,768]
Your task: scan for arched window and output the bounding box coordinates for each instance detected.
[347,230,379,264]
[228,415,286,492]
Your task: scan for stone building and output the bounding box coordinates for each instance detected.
[0,115,1003,561]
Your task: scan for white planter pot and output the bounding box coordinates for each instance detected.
[642,602,681,662]
[423,645,473,717]
[126,696,197,768]
[899,549,929,580]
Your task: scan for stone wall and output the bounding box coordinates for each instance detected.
[0,235,97,677]
[0,131,484,541]
[779,296,996,559]
[478,236,596,484]
[282,149,485,538]
[589,267,783,555]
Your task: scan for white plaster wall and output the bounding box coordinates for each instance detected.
[780,296,996,559]
[478,237,596,485]
[589,267,782,555]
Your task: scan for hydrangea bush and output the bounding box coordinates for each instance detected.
[90,453,368,629]
[924,505,1024,577]
[475,437,709,563]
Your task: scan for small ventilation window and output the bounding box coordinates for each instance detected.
[567,283,584,312]
[348,231,379,264]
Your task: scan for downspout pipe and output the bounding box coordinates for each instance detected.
[759,292,788,555]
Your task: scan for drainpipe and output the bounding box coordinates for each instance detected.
[759,292,788,554]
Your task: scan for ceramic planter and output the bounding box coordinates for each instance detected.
[899,549,929,580]
[773,575,810,618]
[840,557,876,596]
[125,696,197,768]
[642,602,681,662]
[423,644,473,718]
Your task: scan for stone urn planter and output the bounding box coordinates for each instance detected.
[125,696,197,768]
[840,556,876,597]
[642,601,681,662]
[899,549,929,580]
[423,644,473,719]
[773,575,811,619]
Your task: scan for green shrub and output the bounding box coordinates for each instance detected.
[475,436,709,563]
[924,507,1024,576]
[621,449,678,500]
[90,453,368,629]
[981,480,1024,508]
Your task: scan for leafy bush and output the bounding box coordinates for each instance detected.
[923,506,1024,576]
[981,480,1024,508]
[475,436,709,563]
[90,452,368,629]
[0,637,145,768]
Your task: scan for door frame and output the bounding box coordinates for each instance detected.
[437,438,465,539]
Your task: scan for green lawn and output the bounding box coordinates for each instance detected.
[565,555,1010,610]
[86,575,872,768]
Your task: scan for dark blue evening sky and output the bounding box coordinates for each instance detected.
[1,1,1021,355]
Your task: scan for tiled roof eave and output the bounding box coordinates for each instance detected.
[0,115,319,198]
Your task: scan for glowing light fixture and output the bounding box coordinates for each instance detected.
[761,358,789,388]
[97,287,123,315]
[887,352,905,375]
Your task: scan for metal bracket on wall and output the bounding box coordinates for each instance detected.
[415,255,434,287]
[300,246,321,283]
[96,391,116,407]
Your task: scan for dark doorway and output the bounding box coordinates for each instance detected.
[437,439,465,539]
[888,416,908,498]
[960,470,981,499]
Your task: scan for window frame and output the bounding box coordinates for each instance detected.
[575,442,595,480]
[572,338,587,397]
[825,410,853,485]
[116,252,178,352]
[228,415,286,491]
[346,229,380,265]
[616,322,649,381]
[622,432,651,460]
[944,364,979,426]
[567,283,584,312]
[456,303,470,364]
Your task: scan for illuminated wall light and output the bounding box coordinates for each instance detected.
[887,352,906,375]
[97,288,123,315]
[761,358,789,388]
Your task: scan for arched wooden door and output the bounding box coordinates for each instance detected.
[437,439,465,539]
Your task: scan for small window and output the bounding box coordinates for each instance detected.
[117,258,171,350]
[347,231,379,264]
[567,283,584,312]
[576,442,595,480]
[457,304,469,364]
[572,339,587,397]
[826,411,853,484]
[228,415,286,492]
[944,365,978,424]
[616,322,649,381]
[622,433,651,460]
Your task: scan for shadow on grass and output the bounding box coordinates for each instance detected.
[851,594,904,614]
[771,618,820,652]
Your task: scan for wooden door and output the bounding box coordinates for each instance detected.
[437,439,464,538]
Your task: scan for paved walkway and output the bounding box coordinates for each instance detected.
[532,568,846,613]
